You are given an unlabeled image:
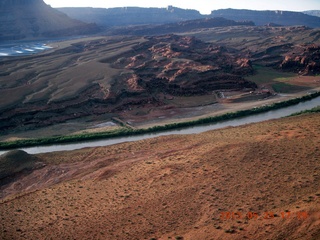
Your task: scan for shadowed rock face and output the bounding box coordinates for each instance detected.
[107,35,256,96]
[0,0,99,41]
[280,45,320,75]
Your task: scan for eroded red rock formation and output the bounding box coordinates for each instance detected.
[280,45,320,75]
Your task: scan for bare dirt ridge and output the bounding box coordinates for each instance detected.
[0,36,146,132]
[0,113,319,239]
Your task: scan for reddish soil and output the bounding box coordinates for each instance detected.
[1,113,320,240]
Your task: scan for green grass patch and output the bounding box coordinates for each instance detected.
[247,65,295,85]
[271,82,310,93]
[247,65,310,93]
[0,92,320,150]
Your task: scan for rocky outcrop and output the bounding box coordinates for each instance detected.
[108,35,256,95]
[280,45,320,75]
[0,0,99,41]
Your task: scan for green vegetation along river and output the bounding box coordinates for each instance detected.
[0,92,319,155]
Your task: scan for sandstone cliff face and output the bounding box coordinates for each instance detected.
[58,6,203,27]
[58,7,320,29]
[106,17,255,36]
[211,9,320,28]
[280,45,320,75]
[0,0,99,41]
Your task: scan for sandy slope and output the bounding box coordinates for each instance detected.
[1,113,320,240]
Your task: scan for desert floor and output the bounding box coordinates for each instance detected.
[1,112,320,240]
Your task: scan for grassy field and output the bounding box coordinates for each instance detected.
[164,94,218,107]
[246,65,312,93]
[246,65,295,85]
[271,82,310,93]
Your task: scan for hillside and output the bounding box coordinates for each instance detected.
[1,112,320,239]
[0,0,99,41]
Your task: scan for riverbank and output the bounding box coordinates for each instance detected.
[0,91,319,151]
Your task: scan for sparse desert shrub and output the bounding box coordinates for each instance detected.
[225,229,236,234]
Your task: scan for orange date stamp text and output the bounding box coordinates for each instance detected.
[220,211,309,220]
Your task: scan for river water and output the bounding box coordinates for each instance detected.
[0,42,53,57]
[0,96,319,155]
[0,36,92,57]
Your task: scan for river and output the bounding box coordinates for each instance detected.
[0,96,319,155]
[0,36,85,57]
[0,42,53,57]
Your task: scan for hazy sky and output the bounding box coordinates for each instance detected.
[44,0,320,14]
